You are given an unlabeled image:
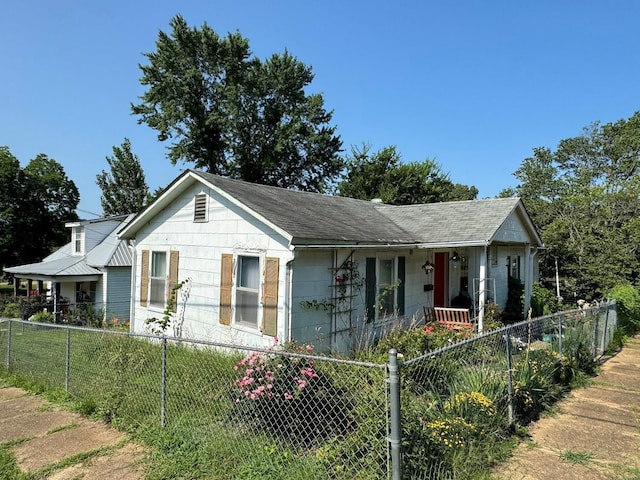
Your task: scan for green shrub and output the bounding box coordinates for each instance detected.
[608,284,640,335]
[531,283,562,317]
[512,348,568,423]
[18,295,48,320]
[64,305,105,327]
[483,303,504,330]
[30,311,54,323]
[1,302,20,318]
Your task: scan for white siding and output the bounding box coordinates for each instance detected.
[493,211,531,243]
[131,183,292,348]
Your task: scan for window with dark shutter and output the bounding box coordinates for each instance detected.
[194,193,207,222]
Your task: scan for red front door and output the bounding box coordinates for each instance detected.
[434,252,449,307]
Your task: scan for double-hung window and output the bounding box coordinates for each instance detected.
[72,226,84,255]
[366,255,405,322]
[219,254,279,336]
[378,258,396,316]
[236,255,260,327]
[150,252,167,308]
[140,250,179,311]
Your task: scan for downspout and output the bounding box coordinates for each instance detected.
[285,247,297,343]
[127,240,137,332]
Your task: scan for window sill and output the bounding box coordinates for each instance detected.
[232,322,262,335]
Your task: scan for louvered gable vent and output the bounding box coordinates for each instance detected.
[194,193,207,222]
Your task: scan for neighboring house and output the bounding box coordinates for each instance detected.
[118,170,543,354]
[5,215,134,323]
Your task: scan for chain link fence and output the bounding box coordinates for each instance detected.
[398,301,616,479]
[0,320,390,479]
[0,300,616,479]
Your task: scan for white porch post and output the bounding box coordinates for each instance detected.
[478,246,487,332]
[53,282,60,324]
[523,244,532,316]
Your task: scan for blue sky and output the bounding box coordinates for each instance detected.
[2,1,639,218]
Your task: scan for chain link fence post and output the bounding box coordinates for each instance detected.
[503,333,515,425]
[5,320,11,372]
[161,336,167,428]
[601,302,610,354]
[557,314,564,358]
[388,348,402,480]
[65,327,71,393]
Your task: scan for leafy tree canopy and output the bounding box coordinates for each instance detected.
[96,138,150,216]
[132,15,343,193]
[337,144,478,205]
[0,147,79,272]
[507,111,640,300]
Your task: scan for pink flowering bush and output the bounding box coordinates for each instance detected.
[233,341,318,402]
[232,339,350,446]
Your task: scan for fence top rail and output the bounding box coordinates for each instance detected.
[402,300,615,367]
[0,318,386,370]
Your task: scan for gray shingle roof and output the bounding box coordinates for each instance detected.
[194,171,534,246]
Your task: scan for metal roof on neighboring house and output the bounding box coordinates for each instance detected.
[5,214,133,280]
[4,256,102,277]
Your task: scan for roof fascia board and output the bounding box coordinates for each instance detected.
[119,171,293,243]
[118,171,199,239]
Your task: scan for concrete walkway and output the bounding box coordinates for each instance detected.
[493,336,640,480]
[0,386,145,479]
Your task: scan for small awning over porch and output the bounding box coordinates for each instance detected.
[4,256,102,283]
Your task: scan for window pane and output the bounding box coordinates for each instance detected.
[379,259,393,284]
[378,259,395,315]
[238,256,259,289]
[237,290,259,326]
[152,252,166,276]
[73,227,83,254]
[150,278,165,306]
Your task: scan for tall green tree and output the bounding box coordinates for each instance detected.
[132,15,343,193]
[96,138,150,216]
[0,147,79,272]
[338,144,478,204]
[507,111,640,300]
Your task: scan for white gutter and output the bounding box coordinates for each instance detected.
[292,241,491,250]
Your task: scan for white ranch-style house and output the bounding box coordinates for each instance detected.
[118,170,543,353]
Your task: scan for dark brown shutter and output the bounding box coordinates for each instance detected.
[140,250,149,307]
[262,257,279,337]
[219,254,233,325]
[168,250,179,312]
